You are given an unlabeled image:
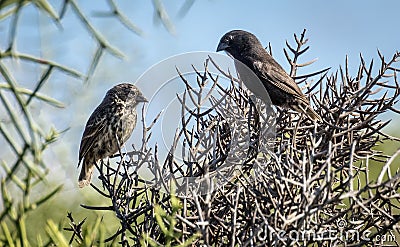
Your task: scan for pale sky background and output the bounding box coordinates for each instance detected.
[1,0,399,195]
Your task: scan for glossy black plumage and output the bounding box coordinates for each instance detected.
[217,30,321,121]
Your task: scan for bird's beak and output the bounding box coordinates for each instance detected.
[216,42,229,52]
[136,94,148,103]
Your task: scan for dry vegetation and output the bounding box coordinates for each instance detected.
[67,30,400,246]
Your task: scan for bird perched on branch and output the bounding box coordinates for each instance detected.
[216,30,321,122]
[77,83,148,188]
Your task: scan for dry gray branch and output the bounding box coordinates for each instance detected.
[71,30,400,246]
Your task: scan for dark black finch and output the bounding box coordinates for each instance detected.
[217,30,321,122]
[78,83,147,188]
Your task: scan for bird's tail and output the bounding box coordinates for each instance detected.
[293,103,322,122]
[78,160,94,188]
[305,107,322,122]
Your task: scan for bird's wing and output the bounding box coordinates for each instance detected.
[78,107,108,164]
[253,60,307,102]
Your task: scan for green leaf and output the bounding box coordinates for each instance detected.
[0,83,65,108]
[0,51,85,79]
[1,221,15,247]
[32,185,62,208]
[32,0,60,22]
[46,219,69,247]
[18,216,29,247]
[154,205,168,235]
[1,161,26,190]
[85,215,103,246]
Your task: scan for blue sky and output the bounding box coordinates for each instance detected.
[3,0,399,79]
[30,0,398,82]
[129,0,400,75]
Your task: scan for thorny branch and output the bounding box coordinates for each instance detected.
[70,30,400,246]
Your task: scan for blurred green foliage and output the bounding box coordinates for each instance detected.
[140,195,201,247]
[0,0,187,245]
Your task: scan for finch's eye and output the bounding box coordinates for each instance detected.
[224,35,233,44]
